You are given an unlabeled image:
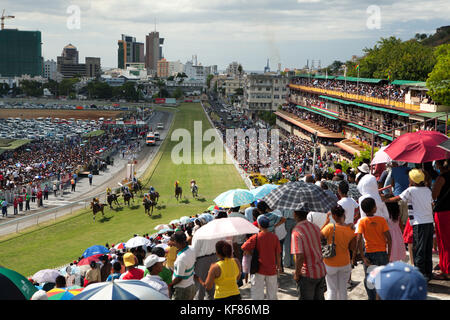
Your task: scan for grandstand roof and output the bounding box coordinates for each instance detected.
[335,76,383,84]
[296,105,338,120]
[391,80,427,86]
[295,74,336,80]
[346,123,394,141]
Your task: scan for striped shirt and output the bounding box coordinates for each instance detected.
[173,246,196,288]
[291,220,326,279]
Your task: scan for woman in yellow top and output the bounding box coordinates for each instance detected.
[166,238,178,271]
[196,240,242,300]
[320,204,356,301]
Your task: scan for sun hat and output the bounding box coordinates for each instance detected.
[409,169,425,184]
[123,252,137,267]
[144,254,166,269]
[257,215,270,228]
[357,163,370,174]
[366,261,427,300]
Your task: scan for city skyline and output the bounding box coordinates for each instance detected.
[2,0,449,71]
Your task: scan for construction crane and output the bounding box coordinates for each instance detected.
[1,9,15,30]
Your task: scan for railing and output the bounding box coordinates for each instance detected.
[289,84,420,111]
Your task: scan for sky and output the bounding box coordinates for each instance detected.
[2,0,449,71]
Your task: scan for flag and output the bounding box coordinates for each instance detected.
[355,64,360,70]
[387,71,391,81]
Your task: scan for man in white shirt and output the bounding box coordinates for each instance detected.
[141,254,169,298]
[168,231,197,300]
[337,181,359,225]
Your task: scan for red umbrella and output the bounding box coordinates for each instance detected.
[384,130,449,163]
[76,254,103,266]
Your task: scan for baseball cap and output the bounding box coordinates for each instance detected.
[123,252,137,267]
[357,163,370,174]
[409,169,425,184]
[257,215,270,228]
[366,261,427,300]
[144,254,166,269]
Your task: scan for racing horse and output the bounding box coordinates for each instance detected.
[91,201,106,222]
[131,180,143,197]
[174,181,182,202]
[107,193,120,209]
[143,197,155,216]
[149,191,160,205]
[191,182,198,198]
[122,192,134,207]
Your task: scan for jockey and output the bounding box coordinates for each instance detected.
[106,187,111,194]
[149,186,155,194]
[175,180,180,187]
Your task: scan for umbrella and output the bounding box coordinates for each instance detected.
[157,228,173,234]
[76,254,104,266]
[169,219,180,226]
[193,217,259,240]
[58,265,81,276]
[179,216,191,225]
[438,139,450,152]
[154,224,170,231]
[32,269,61,284]
[207,205,216,211]
[125,236,151,249]
[113,243,126,250]
[384,130,449,163]
[199,213,214,222]
[47,286,84,300]
[0,267,38,300]
[71,280,169,300]
[82,245,110,258]
[323,181,361,201]
[250,184,280,200]
[214,189,255,207]
[370,146,392,165]
[261,180,338,212]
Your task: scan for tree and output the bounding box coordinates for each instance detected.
[345,37,436,81]
[173,87,184,99]
[426,44,450,106]
[20,80,43,97]
[206,74,214,89]
[59,78,78,96]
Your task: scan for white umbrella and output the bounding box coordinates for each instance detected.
[193,217,260,240]
[125,236,151,249]
[71,280,169,300]
[32,269,61,284]
[154,224,170,231]
[214,189,255,207]
[169,219,180,226]
[371,146,392,165]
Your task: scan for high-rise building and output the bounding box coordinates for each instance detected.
[57,43,101,79]
[0,29,43,77]
[157,58,169,78]
[43,59,57,79]
[145,31,164,74]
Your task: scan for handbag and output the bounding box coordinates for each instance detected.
[322,224,336,258]
[250,234,259,274]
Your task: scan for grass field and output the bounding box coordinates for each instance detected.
[0,108,123,120]
[0,103,246,276]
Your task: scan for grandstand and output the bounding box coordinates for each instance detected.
[275,75,450,161]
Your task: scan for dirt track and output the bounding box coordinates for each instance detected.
[0,108,123,120]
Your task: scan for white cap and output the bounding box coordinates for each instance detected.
[144,254,166,269]
[31,290,48,300]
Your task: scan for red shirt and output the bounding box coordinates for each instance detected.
[291,220,326,279]
[241,231,281,276]
[120,267,144,280]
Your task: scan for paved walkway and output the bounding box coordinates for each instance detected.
[0,109,174,236]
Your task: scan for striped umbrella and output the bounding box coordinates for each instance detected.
[0,267,37,300]
[47,286,84,300]
[113,243,126,250]
[214,189,255,207]
[71,280,169,300]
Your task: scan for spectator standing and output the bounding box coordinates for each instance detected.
[43,185,49,200]
[390,161,411,225]
[241,215,281,300]
[88,173,93,186]
[85,261,101,287]
[432,159,450,280]
[1,199,7,217]
[142,254,170,298]
[291,208,326,300]
[71,178,76,192]
[18,195,23,212]
[25,193,30,211]
[168,231,197,300]
[244,201,257,222]
[320,205,356,300]
[37,189,43,207]
[145,246,173,286]
[337,181,359,225]
[99,255,112,282]
[120,253,144,280]
[106,262,122,281]
[354,197,392,300]
[196,240,242,300]
[53,183,58,197]
[385,169,434,281]
[13,197,18,215]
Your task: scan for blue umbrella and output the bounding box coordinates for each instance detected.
[199,213,214,223]
[250,184,280,200]
[213,189,255,208]
[82,245,109,258]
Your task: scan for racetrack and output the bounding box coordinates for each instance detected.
[0,103,246,276]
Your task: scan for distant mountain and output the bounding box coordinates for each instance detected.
[416,26,450,47]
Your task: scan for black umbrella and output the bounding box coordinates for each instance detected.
[262,181,338,212]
